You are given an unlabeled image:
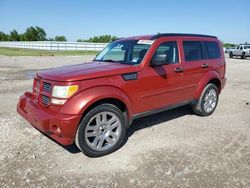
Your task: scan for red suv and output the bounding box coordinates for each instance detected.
[17,33,226,157]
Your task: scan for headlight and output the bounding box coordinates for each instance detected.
[52,85,78,98]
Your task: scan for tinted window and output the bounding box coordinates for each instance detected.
[153,42,179,64]
[183,41,203,61]
[204,41,221,59]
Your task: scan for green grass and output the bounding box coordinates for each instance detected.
[0,47,100,56]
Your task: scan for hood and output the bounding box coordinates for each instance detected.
[37,61,138,81]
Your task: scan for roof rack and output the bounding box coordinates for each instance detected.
[151,33,217,40]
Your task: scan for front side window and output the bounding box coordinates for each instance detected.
[94,40,152,65]
[183,41,203,61]
[153,41,179,64]
[204,41,221,59]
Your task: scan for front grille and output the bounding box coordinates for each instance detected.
[43,82,52,93]
[41,95,50,106]
[33,79,52,107]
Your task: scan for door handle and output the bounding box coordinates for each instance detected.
[201,64,209,68]
[174,67,184,73]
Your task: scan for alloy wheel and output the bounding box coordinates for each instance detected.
[84,111,122,151]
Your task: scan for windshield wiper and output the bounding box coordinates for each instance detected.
[101,59,120,63]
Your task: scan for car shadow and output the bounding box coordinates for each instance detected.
[127,105,193,137]
[62,105,193,154]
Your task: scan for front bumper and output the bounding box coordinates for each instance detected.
[17,92,81,145]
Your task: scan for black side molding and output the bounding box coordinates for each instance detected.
[132,100,196,120]
[122,72,138,81]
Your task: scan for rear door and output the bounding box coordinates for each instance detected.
[180,40,209,100]
[203,40,223,72]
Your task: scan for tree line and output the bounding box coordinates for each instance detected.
[0,26,117,43]
[77,35,118,43]
[0,26,67,41]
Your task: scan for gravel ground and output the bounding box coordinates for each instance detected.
[0,55,249,188]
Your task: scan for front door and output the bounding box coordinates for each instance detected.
[136,41,184,113]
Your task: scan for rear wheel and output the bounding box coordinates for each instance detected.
[192,84,219,116]
[241,52,246,59]
[75,104,127,157]
[229,52,233,58]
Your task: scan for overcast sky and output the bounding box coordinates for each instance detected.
[0,0,249,44]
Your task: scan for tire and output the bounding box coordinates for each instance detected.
[192,83,219,116]
[229,52,233,58]
[241,52,246,59]
[75,104,127,157]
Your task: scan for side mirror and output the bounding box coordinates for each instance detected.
[151,54,169,66]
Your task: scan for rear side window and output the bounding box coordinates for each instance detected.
[183,41,203,61]
[204,41,221,59]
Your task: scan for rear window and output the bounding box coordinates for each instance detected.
[183,41,203,61]
[204,41,221,59]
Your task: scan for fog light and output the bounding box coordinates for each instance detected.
[51,125,61,136]
[51,98,66,105]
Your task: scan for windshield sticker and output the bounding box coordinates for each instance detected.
[137,40,154,45]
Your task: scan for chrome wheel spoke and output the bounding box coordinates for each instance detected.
[108,121,119,131]
[106,136,114,144]
[85,131,97,137]
[92,137,100,148]
[110,131,118,141]
[101,112,108,123]
[97,138,105,149]
[108,116,117,125]
[86,125,98,131]
[96,115,101,126]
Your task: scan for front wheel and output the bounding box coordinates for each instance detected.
[192,84,219,116]
[241,52,246,59]
[75,104,127,157]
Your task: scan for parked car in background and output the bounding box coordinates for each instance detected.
[17,33,226,157]
[229,44,250,59]
[225,47,235,53]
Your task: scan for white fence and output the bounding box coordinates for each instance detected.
[0,41,108,51]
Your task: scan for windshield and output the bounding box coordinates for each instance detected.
[244,46,250,49]
[94,40,153,65]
